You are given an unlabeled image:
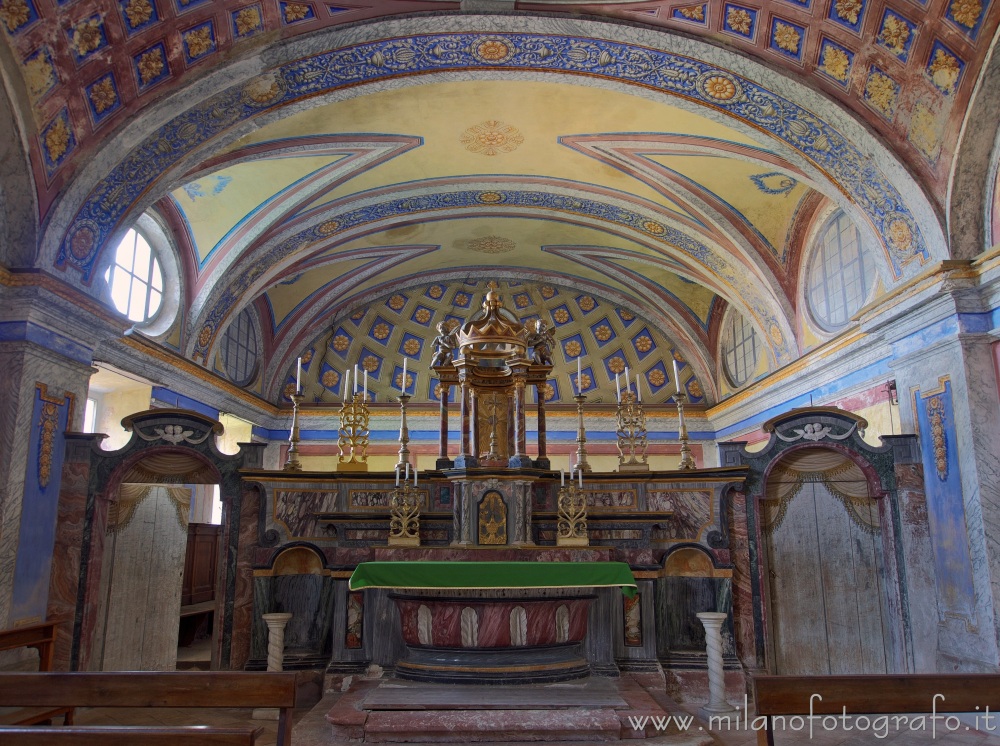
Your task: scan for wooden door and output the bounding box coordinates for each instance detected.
[763,481,890,675]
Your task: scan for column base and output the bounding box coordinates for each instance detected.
[435,458,454,469]
[507,454,533,468]
[533,458,551,469]
[453,455,479,468]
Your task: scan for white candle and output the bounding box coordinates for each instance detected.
[616,373,621,402]
[577,357,582,394]
[578,466,583,488]
[560,469,565,486]
[413,468,418,486]
[354,364,359,394]
[363,370,368,401]
[673,358,681,387]
[401,358,407,393]
[296,357,302,393]
[343,369,350,403]
[395,465,400,486]
[636,375,642,402]
[405,462,410,481]
[625,366,630,393]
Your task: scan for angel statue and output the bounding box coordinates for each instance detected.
[430,321,458,367]
[525,318,555,365]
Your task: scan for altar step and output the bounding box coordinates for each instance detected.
[324,674,715,743]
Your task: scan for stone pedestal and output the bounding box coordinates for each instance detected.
[696,612,737,719]
[253,612,293,720]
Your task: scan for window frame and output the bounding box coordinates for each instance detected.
[220,307,261,387]
[805,210,875,333]
[721,310,760,389]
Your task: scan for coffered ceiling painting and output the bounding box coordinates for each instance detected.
[3,5,985,407]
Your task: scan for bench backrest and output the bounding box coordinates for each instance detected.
[0,623,57,670]
[0,672,297,709]
[0,725,263,745]
[754,674,1000,715]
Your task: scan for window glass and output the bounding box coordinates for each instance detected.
[221,308,259,387]
[722,312,759,388]
[104,229,163,322]
[807,211,875,331]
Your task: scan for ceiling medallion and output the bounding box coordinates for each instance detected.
[468,236,516,254]
[461,120,525,156]
[471,36,516,64]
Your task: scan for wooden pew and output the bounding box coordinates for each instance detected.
[0,672,297,746]
[0,622,74,726]
[753,674,1000,745]
[0,725,263,745]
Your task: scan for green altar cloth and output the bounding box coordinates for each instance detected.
[348,561,637,597]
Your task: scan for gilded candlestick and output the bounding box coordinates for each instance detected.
[396,393,411,470]
[338,391,370,471]
[676,390,696,470]
[283,392,304,472]
[616,390,649,472]
[574,393,592,473]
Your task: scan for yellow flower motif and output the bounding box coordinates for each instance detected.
[124,0,154,28]
[678,5,705,21]
[929,49,961,93]
[774,22,801,54]
[477,191,504,203]
[321,369,340,388]
[835,0,862,24]
[909,103,942,160]
[362,355,379,372]
[428,285,444,299]
[565,340,582,357]
[284,2,310,22]
[673,350,685,362]
[649,369,665,387]
[184,26,214,59]
[243,74,282,103]
[434,383,447,398]
[821,45,851,82]
[198,325,214,347]
[0,0,30,32]
[72,19,103,57]
[137,48,165,85]
[302,349,313,363]
[950,0,982,28]
[879,15,910,56]
[44,117,71,164]
[333,334,350,351]
[608,357,626,374]
[461,120,524,156]
[619,309,635,321]
[576,373,592,390]
[578,296,596,311]
[703,76,737,101]
[89,78,117,114]
[540,286,556,299]
[388,294,406,310]
[727,8,752,35]
[350,309,365,320]
[475,39,511,61]
[395,372,414,389]
[23,51,55,100]
[284,383,297,398]
[515,295,530,308]
[865,71,898,116]
[454,293,470,306]
[595,325,612,341]
[642,220,666,234]
[688,380,704,397]
[553,308,570,323]
[403,339,420,355]
[635,335,653,353]
[372,323,390,340]
[542,383,555,401]
[415,308,431,323]
[234,6,262,37]
[887,219,912,251]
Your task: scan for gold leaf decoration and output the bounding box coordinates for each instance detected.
[184,26,214,59]
[774,22,801,54]
[23,51,55,100]
[89,77,118,113]
[821,45,851,81]
[879,15,910,56]
[137,47,165,85]
[950,0,982,28]
[835,0,862,24]
[460,120,525,156]
[72,19,103,56]
[0,0,30,32]
[284,2,310,21]
[678,5,704,20]
[727,7,752,34]
[44,116,71,163]
[234,6,262,36]
[929,49,961,93]
[124,0,153,27]
[865,71,898,116]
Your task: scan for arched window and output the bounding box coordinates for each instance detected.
[806,211,875,331]
[722,311,759,388]
[221,308,259,387]
[105,228,163,323]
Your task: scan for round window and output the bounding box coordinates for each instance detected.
[104,228,163,322]
[806,211,875,331]
[722,312,759,388]
[221,308,259,387]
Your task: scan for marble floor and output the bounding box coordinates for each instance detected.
[66,674,1000,745]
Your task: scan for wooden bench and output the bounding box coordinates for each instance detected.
[0,671,297,745]
[0,622,74,726]
[753,674,1000,745]
[0,725,263,745]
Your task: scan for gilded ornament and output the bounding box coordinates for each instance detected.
[469,235,515,253]
[72,19,103,57]
[642,220,666,235]
[887,218,913,251]
[428,285,444,299]
[243,74,282,104]
[950,0,982,28]
[595,325,612,341]
[69,226,95,259]
[473,37,514,63]
[703,75,737,101]
[373,323,390,340]
[89,77,117,113]
[44,116,71,164]
[726,7,752,35]
[672,350,684,361]
[23,51,55,100]
[836,0,862,24]
[542,383,555,401]
[821,45,851,81]
[461,120,524,156]
[0,0,30,32]
[395,371,414,389]
[879,15,911,56]
[283,382,296,398]
[648,369,665,387]
[137,47,165,85]
[351,309,365,320]
[927,396,948,480]
[317,220,339,235]
[608,357,626,374]
[403,339,420,355]
[388,294,406,310]
[198,325,213,347]
[284,2,310,22]
[515,295,529,308]
[322,369,339,388]
[124,0,154,28]
[865,71,898,116]
[909,102,942,159]
[929,49,961,92]
[362,355,379,372]
[553,308,570,323]
[619,309,635,321]
[415,308,431,323]
[454,292,470,306]
[774,22,801,54]
[477,191,504,203]
[688,380,704,397]
[578,296,595,311]
[540,285,556,298]
[635,335,653,353]
[235,7,262,36]
[333,334,350,351]
[302,350,313,363]
[565,340,582,357]
[577,373,592,390]
[184,26,214,59]
[38,402,58,488]
[678,5,705,20]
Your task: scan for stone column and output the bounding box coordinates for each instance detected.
[470,389,481,462]
[455,377,476,468]
[509,375,531,468]
[437,381,451,469]
[535,385,549,469]
[697,612,736,717]
[253,612,293,720]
